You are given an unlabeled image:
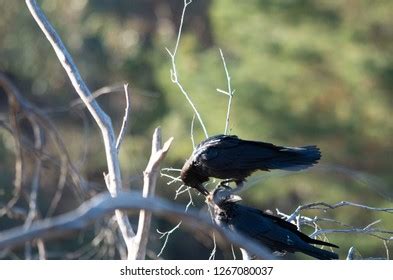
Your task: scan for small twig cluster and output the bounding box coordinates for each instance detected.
[276,201,393,259]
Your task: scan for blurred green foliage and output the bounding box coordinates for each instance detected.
[0,0,392,259]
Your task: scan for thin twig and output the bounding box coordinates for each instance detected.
[207,201,217,260]
[116,84,131,152]
[161,173,182,185]
[240,248,253,260]
[161,167,182,172]
[346,247,357,260]
[166,0,208,138]
[190,114,196,149]
[284,201,393,223]
[217,48,235,135]
[157,221,182,258]
[231,244,237,260]
[36,239,46,260]
[383,240,390,260]
[310,227,393,240]
[45,134,73,217]
[156,183,193,257]
[185,188,194,211]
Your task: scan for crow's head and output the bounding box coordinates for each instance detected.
[211,185,242,207]
[180,158,209,196]
[209,185,242,225]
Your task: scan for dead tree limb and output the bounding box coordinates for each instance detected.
[130,128,174,259]
[25,0,135,257]
[0,192,276,260]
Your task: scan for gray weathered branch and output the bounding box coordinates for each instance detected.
[25,0,135,257]
[130,128,174,259]
[0,192,276,260]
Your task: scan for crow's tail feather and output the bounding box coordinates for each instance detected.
[265,145,321,171]
[307,237,339,248]
[302,245,339,260]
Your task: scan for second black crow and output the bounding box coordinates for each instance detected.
[210,185,339,260]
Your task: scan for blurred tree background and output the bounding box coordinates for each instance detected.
[0,0,392,259]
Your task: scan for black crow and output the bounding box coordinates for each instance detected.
[181,134,321,195]
[210,185,339,260]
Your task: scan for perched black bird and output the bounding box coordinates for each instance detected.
[211,185,339,260]
[181,135,321,195]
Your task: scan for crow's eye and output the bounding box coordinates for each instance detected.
[219,212,225,216]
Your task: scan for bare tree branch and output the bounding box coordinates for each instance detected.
[283,201,393,224]
[346,247,356,260]
[0,72,83,220]
[207,203,217,260]
[25,0,135,257]
[0,74,24,218]
[310,225,393,241]
[383,240,390,260]
[23,116,44,259]
[130,128,174,259]
[240,248,253,260]
[276,199,393,259]
[1,70,88,219]
[0,192,276,260]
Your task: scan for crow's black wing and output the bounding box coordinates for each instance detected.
[228,204,299,252]
[234,205,338,249]
[256,207,338,248]
[194,135,320,172]
[194,135,282,170]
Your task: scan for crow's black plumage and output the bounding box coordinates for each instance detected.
[181,135,321,195]
[211,185,339,260]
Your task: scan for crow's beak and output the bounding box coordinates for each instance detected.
[196,185,209,196]
[227,194,242,203]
